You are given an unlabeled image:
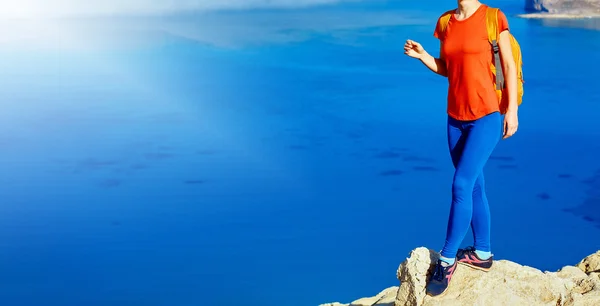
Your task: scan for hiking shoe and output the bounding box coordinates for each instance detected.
[457,246,493,271]
[426,259,457,297]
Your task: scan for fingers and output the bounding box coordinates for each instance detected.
[502,124,518,139]
[404,39,423,57]
[404,40,415,55]
[510,125,518,137]
[411,41,421,50]
[404,40,413,51]
[404,39,421,48]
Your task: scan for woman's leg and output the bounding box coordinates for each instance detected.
[448,121,492,254]
[440,112,501,260]
[447,116,466,168]
[471,173,491,253]
[443,116,465,264]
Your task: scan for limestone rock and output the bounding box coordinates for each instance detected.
[577,250,600,274]
[349,286,397,306]
[319,287,398,306]
[394,249,565,306]
[321,247,600,306]
[395,247,436,306]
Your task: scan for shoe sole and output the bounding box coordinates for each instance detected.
[458,261,491,272]
[427,286,450,298]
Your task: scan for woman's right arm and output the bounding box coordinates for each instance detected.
[419,45,447,77]
[405,40,447,77]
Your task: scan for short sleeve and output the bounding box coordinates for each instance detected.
[433,16,443,39]
[497,9,509,33]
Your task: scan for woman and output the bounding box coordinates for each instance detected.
[403,0,519,297]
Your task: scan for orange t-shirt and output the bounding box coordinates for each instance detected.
[433,5,509,121]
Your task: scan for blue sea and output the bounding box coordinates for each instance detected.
[0,1,599,305]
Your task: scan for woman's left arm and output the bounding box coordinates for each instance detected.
[497,29,519,139]
[498,30,517,113]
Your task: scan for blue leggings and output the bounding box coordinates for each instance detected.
[440,111,502,259]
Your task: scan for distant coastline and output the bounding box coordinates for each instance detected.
[517,13,600,19]
[521,0,600,19]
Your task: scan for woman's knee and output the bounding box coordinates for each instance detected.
[452,175,474,198]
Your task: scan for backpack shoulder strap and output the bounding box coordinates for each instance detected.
[485,7,499,45]
[437,10,455,36]
[485,7,504,90]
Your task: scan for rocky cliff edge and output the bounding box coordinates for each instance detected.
[321,247,600,306]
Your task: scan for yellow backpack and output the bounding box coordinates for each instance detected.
[438,7,524,114]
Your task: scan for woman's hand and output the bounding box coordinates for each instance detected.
[503,110,519,139]
[404,40,426,59]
